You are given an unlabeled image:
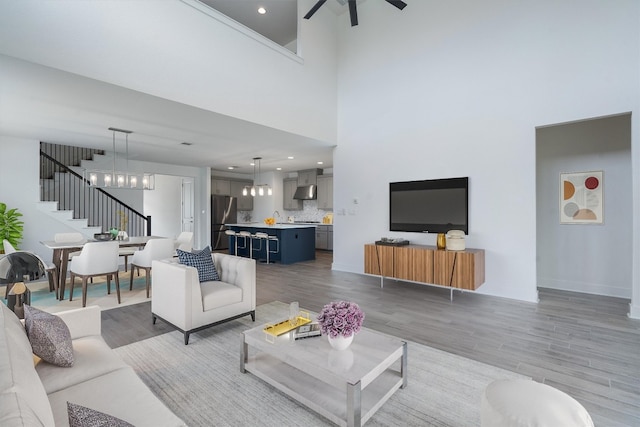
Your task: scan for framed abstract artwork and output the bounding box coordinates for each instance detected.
[560,171,603,224]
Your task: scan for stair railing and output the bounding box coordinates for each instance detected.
[40,150,151,236]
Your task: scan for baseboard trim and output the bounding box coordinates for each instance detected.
[629,302,640,319]
[537,277,631,299]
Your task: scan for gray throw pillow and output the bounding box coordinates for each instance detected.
[24,304,74,367]
[177,246,220,282]
[68,402,134,427]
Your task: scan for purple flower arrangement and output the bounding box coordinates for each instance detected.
[317,301,365,338]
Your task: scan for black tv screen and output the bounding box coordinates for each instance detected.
[390,177,468,234]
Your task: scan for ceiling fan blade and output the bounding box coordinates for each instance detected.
[385,0,407,10]
[348,0,358,26]
[303,0,327,20]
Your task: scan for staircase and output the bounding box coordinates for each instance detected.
[36,201,102,238]
[39,143,150,238]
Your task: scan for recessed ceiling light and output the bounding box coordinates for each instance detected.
[227,166,236,170]
[257,6,266,14]
[287,156,294,160]
[317,161,324,165]
[276,167,282,171]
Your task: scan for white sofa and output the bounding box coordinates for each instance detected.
[0,303,185,426]
[152,252,256,345]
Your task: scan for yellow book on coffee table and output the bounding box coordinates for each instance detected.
[264,315,311,336]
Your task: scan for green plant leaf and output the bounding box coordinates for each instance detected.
[0,202,24,249]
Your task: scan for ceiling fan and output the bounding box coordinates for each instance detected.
[304,0,407,27]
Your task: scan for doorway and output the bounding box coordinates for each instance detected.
[535,113,632,298]
[181,178,194,233]
[144,174,195,240]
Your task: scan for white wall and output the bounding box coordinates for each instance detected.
[79,149,209,246]
[0,137,80,261]
[536,114,632,297]
[0,0,338,143]
[144,174,184,241]
[2,0,639,310]
[0,136,210,262]
[332,0,640,303]
[250,171,282,223]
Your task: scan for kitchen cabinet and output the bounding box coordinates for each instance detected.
[212,178,231,195]
[227,224,316,264]
[212,177,253,210]
[316,175,333,210]
[297,169,323,186]
[283,178,302,210]
[315,225,333,250]
[230,180,253,210]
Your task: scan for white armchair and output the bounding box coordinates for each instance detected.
[151,253,256,344]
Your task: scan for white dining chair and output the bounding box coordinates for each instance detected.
[174,231,194,254]
[67,241,120,307]
[53,232,84,243]
[3,239,59,299]
[53,232,84,259]
[116,231,138,272]
[129,238,175,298]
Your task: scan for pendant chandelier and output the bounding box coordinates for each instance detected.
[243,157,272,197]
[84,128,155,190]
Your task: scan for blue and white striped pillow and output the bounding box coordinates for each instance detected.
[177,246,220,282]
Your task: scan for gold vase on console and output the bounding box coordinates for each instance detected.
[436,233,446,250]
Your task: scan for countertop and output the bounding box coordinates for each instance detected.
[226,223,320,229]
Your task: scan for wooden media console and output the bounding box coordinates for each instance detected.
[364,243,485,299]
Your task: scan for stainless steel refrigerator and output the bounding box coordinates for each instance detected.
[212,195,237,250]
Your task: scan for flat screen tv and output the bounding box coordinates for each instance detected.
[389,177,468,234]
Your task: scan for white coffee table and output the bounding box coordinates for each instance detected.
[240,313,407,427]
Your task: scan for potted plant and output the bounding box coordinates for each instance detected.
[317,300,365,350]
[0,202,24,252]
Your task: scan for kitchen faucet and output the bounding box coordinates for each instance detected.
[272,210,281,219]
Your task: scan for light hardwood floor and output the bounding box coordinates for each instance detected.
[102,251,640,427]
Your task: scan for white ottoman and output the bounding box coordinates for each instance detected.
[481,379,594,427]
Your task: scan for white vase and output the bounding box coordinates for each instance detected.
[328,334,353,351]
[328,349,354,372]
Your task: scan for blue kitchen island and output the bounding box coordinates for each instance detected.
[226,223,316,264]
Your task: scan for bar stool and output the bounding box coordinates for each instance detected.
[266,234,279,264]
[254,232,279,264]
[253,232,267,262]
[225,230,247,256]
[237,231,255,259]
[250,233,264,260]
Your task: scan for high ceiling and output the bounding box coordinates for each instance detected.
[1,56,334,175]
[198,0,352,52]
[200,0,298,50]
[0,0,348,175]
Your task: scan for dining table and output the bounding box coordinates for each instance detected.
[40,236,163,300]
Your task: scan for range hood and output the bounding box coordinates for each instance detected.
[293,184,317,200]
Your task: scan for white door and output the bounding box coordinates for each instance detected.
[181,179,194,232]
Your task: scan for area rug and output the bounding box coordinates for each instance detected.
[4,271,152,313]
[115,301,528,426]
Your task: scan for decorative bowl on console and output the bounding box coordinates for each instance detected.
[94,232,114,241]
